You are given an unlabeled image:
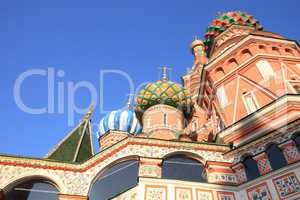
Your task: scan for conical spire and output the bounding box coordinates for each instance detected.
[45,105,95,163]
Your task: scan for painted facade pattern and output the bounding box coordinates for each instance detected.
[196,189,213,200]
[279,140,300,164]
[232,164,247,184]
[217,191,236,200]
[207,173,236,185]
[253,153,272,175]
[175,187,193,200]
[139,158,162,178]
[113,188,138,200]
[273,172,300,199]
[145,185,167,200]
[246,183,272,200]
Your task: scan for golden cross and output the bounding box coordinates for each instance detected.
[127,93,135,109]
[159,66,171,81]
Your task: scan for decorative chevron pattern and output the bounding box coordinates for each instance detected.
[204,11,263,53]
[134,80,191,117]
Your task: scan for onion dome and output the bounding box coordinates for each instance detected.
[134,79,192,118]
[98,109,142,138]
[204,11,263,52]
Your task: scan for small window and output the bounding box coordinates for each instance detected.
[294,85,300,94]
[294,134,300,152]
[272,46,280,55]
[256,60,275,80]
[216,86,228,109]
[227,58,238,68]
[285,48,294,56]
[258,45,266,50]
[243,92,259,113]
[266,144,287,171]
[163,113,167,125]
[243,156,260,181]
[215,67,225,77]
[240,49,252,61]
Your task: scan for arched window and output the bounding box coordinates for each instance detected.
[5,179,59,200]
[243,92,259,114]
[285,48,294,56]
[266,144,287,170]
[227,58,238,69]
[258,45,267,53]
[89,159,139,200]
[163,113,167,126]
[294,133,300,152]
[294,85,300,94]
[215,67,225,78]
[162,154,207,183]
[240,49,252,62]
[272,46,280,55]
[243,156,260,181]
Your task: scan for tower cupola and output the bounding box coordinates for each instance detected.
[134,68,192,140]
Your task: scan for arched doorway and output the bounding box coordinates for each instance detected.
[4,178,59,200]
[89,159,139,200]
[162,154,207,183]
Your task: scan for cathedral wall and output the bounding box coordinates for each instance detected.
[236,162,300,200]
[0,137,231,197]
[205,35,300,128]
[112,162,300,200]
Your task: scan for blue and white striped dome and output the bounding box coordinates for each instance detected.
[98,110,142,138]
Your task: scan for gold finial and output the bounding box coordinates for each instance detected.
[84,104,94,121]
[159,66,171,81]
[127,93,134,109]
[217,11,222,17]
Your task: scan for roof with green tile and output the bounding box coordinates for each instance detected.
[45,106,94,163]
[204,11,263,53]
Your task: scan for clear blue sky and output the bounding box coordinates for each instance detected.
[0,0,299,157]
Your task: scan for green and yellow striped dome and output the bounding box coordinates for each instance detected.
[134,80,191,117]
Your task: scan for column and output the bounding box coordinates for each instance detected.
[232,163,247,184]
[59,194,88,200]
[139,157,162,178]
[279,140,300,164]
[253,152,272,175]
